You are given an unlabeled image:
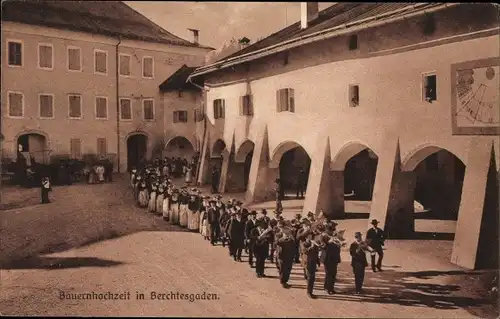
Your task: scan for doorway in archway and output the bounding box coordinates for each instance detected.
[127,134,148,171]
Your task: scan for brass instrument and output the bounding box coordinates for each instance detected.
[327,229,347,248]
[356,240,375,254]
[257,227,273,242]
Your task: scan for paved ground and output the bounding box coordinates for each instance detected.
[0,174,497,317]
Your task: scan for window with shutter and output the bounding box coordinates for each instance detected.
[38,44,53,69]
[39,94,54,118]
[143,99,154,120]
[97,138,107,156]
[143,57,154,78]
[8,41,22,66]
[95,97,108,119]
[120,54,131,76]
[120,98,132,120]
[69,95,82,119]
[68,47,81,71]
[70,138,82,159]
[349,85,359,107]
[276,89,295,113]
[180,110,188,122]
[94,50,107,74]
[213,99,225,119]
[8,92,23,117]
[241,95,253,116]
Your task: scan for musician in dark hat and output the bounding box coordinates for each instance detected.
[228,210,245,262]
[219,205,231,249]
[350,232,373,294]
[245,210,258,267]
[250,219,272,278]
[306,211,315,222]
[297,218,322,299]
[260,209,271,225]
[366,219,385,272]
[292,213,302,263]
[268,210,281,263]
[274,178,283,212]
[207,200,220,245]
[275,220,296,289]
[320,221,342,294]
[296,167,306,199]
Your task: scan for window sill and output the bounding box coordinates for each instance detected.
[38,66,54,71]
[120,118,133,122]
[68,68,83,73]
[94,71,108,76]
[6,115,24,119]
[7,64,23,68]
[39,116,55,120]
[95,117,109,120]
[69,116,83,120]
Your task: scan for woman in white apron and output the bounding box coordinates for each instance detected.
[156,185,165,216]
[189,190,201,232]
[162,186,171,221]
[130,169,137,188]
[170,189,180,224]
[148,183,158,213]
[96,165,105,183]
[185,165,192,185]
[179,189,189,227]
[138,181,148,207]
[133,175,142,202]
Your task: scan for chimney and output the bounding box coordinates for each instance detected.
[300,2,318,29]
[188,28,199,45]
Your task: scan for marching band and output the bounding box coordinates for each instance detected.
[130,158,383,299]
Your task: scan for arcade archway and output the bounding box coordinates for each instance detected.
[232,140,255,191]
[407,147,465,222]
[331,142,378,217]
[271,141,311,199]
[127,133,148,171]
[17,132,49,164]
[163,136,195,160]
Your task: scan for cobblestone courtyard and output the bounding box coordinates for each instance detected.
[0,175,497,317]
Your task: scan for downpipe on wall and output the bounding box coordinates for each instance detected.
[115,37,122,173]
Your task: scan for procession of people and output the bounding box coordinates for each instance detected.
[130,157,387,299]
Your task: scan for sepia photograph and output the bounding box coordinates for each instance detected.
[0,1,499,318]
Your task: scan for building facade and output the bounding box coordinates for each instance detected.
[190,3,500,269]
[1,1,212,172]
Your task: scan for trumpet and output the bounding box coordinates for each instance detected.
[356,240,375,254]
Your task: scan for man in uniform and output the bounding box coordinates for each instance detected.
[250,218,272,278]
[320,221,342,294]
[40,176,52,204]
[297,218,322,299]
[245,211,258,267]
[207,200,221,245]
[350,232,372,294]
[228,211,245,262]
[275,178,283,213]
[366,219,385,272]
[260,209,271,225]
[269,210,282,263]
[296,167,306,199]
[292,213,302,263]
[219,203,231,248]
[275,220,296,289]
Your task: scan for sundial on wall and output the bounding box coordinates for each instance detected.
[451,57,500,135]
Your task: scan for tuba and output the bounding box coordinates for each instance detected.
[328,229,347,248]
[356,240,374,254]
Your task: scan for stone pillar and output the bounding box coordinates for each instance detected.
[245,126,277,204]
[302,137,344,219]
[197,131,210,185]
[369,139,414,238]
[452,138,498,269]
[218,152,230,193]
[225,160,246,192]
